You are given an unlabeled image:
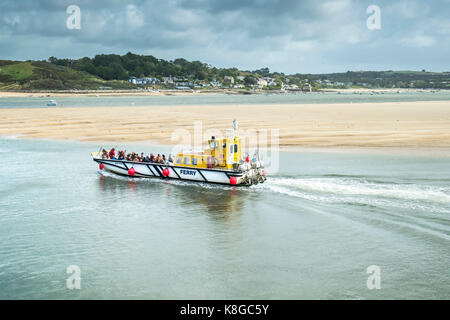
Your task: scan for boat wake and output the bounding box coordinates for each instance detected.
[258,176,450,241]
[267,177,450,203]
[257,176,450,214]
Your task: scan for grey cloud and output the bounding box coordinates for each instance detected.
[0,0,448,73]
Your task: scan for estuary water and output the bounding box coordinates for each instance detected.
[1,90,450,109]
[0,137,449,299]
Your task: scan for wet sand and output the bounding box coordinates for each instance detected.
[0,101,449,148]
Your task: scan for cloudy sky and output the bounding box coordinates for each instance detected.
[0,0,449,73]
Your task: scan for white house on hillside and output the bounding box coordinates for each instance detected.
[257,78,268,88]
[264,77,277,86]
[128,77,161,85]
[224,76,235,84]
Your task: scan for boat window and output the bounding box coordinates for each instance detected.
[229,145,233,154]
[184,157,190,165]
[176,157,182,164]
[191,157,198,165]
[222,142,226,148]
[234,144,238,153]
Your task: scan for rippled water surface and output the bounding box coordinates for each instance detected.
[1,90,450,109]
[0,137,449,299]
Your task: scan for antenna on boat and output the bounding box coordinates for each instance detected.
[233,119,239,137]
[97,146,103,158]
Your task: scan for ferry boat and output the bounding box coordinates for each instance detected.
[92,121,266,186]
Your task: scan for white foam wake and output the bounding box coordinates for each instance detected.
[264,177,450,204]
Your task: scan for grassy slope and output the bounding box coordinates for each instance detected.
[0,60,136,90]
[0,62,35,80]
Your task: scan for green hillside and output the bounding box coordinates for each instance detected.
[0,60,136,90]
[0,53,449,91]
[0,61,34,80]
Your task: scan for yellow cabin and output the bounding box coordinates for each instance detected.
[174,134,243,170]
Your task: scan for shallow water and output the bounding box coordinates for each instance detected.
[1,90,450,109]
[0,137,449,299]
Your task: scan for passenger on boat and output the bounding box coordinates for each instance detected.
[118,151,125,160]
[101,149,108,159]
[168,154,174,163]
[150,154,155,163]
[162,154,167,163]
[109,148,116,159]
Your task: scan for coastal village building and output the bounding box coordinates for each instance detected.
[264,77,277,86]
[210,80,222,87]
[257,78,268,88]
[128,77,161,85]
[174,85,192,90]
[162,76,187,84]
[302,83,312,92]
[282,83,299,90]
[224,76,235,84]
[284,84,299,90]
[162,77,174,84]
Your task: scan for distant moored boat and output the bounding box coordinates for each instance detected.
[47,100,57,106]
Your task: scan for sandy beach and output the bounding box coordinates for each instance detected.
[0,88,435,98]
[0,89,247,98]
[0,100,449,148]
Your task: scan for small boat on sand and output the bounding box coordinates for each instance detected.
[92,121,266,186]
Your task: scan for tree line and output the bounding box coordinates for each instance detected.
[47,52,449,89]
[48,52,246,82]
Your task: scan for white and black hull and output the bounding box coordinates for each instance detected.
[93,158,266,186]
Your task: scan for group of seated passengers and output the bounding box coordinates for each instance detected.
[101,148,173,164]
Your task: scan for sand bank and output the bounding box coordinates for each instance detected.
[0,89,248,98]
[0,101,449,148]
